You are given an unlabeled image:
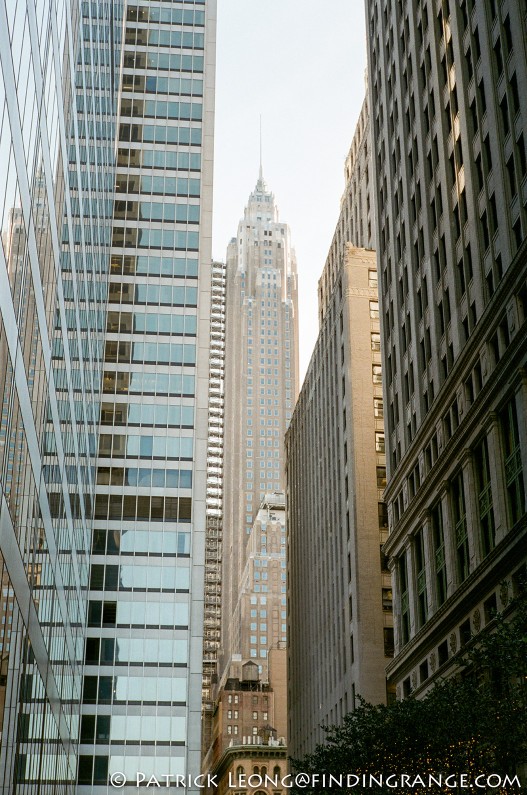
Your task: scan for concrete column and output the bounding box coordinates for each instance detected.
[420,509,435,616]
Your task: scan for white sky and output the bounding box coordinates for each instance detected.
[212,0,368,381]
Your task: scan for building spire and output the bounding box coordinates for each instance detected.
[256,115,265,190]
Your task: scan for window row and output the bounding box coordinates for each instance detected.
[145,75,203,97]
[102,371,195,397]
[123,50,204,73]
[107,310,197,337]
[89,562,190,592]
[117,137,201,171]
[116,175,200,197]
[126,5,205,26]
[111,227,199,251]
[84,636,187,666]
[124,28,204,49]
[110,254,198,278]
[88,599,188,628]
[98,434,193,460]
[114,201,200,223]
[104,340,196,366]
[120,97,202,121]
[80,713,186,745]
[82,674,186,705]
[108,283,197,307]
[100,402,194,429]
[92,528,191,557]
[94,494,192,524]
[96,466,192,489]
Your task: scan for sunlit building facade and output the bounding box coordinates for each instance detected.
[287,99,391,759]
[366,0,527,698]
[0,0,121,790]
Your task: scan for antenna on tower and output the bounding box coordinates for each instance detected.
[259,115,263,181]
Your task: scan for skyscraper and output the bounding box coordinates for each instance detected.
[220,171,298,682]
[0,0,121,789]
[366,0,527,698]
[2,0,217,789]
[201,260,227,757]
[81,1,217,789]
[287,98,390,759]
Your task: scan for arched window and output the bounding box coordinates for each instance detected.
[253,766,260,776]
[273,766,281,778]
[236,766,244,778]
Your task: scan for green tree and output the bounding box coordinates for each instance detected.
[291,589,527,794]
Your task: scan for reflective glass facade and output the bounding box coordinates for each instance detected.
[0,0,121,791]
[80,0,216,790]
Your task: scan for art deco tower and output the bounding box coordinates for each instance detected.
[220,171,298,680]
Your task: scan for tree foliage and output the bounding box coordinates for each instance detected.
[291,589,527,794]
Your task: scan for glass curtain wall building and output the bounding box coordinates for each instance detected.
[0,0,121,791]
[80,0,217,790]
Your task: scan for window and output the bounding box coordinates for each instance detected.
[452,472,469,583]
[431,501,447,607]
[438,640,448,666]
[383,627,394,657]
[474,437,495,557]
[372,364,383,384]
[375,432,385,453]
[414,529,427,628]
[371,332,381,351]
[369,300,379,319]
[399,555,410,645]
[501,399,525,526]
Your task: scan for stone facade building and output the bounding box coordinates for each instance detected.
[287,245,391,760]
[365,0,527,698]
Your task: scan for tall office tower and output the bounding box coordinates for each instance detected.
[287,103,391,759]
[287,246,390,758]
[0,0,120,790]
[318,93,375,322]
[201,261,226,758]
[365,0,527,700]
[220,172,299,681]
[81,1,217,790]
